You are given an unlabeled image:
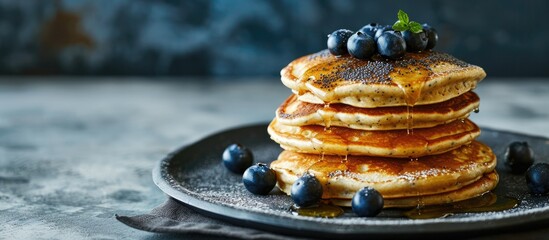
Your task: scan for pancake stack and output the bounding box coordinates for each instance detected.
[268,50,497,208]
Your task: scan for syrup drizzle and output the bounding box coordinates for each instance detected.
[319,103,336,130]
[403,192,519,219]
[403,105,416,135]
[288,192,519,219]
[408,106,414,135]
[390,62,430,135]
[290,203,344,218]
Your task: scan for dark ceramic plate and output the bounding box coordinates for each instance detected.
[153,123,549,238]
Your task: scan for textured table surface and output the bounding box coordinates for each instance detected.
[0,78,548,239]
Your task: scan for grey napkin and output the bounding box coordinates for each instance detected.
[116,197,310,240]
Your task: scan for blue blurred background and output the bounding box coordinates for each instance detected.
[0,0,547,77]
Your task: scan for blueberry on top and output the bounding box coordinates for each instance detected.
[374,25,393,41]
[376,31,406,59]
[422,24,439,50]
[242,163,277,195]
[505,141,535,174]
[347,32,376,60]
[327,29,354,56]
[402,30,428,52]
[352,187,384,217]
[290,172,323,207]
[222,143,253,174]
[526,163,549,195]
[358,23,380,38]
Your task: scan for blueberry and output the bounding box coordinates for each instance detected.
[505,141,535,173]
[402,30,428,52]
[242,163,277,195]
[526,163,549,195]
[347,32,376,60]
[290,173,323,207]
[374,25,393,41]
[358,23,380,38]
[422,24,438,50]
[327,29,354,56]
[222,143,253,174]
[352,187,384,217]
[377,31,406,59]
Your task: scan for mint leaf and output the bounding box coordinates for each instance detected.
[394,10,424,33]
[409,21,423,33]
[397,10,409,24]
[392,21,408,31]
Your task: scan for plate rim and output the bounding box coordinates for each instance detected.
[152,123,549,237]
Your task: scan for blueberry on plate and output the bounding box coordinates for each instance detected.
[402,30,428,52]
[505,141,535,173]
[327,29,354,56]
[374,25,393,41]
[242,163,277,195]
[291,172,323,207]
[222,143,253,174]
[347,32,376,59]
[377,31,406,59]
[352,187,384,217]
[358,23,380,38]
[422,24,438,50]
[526,163,549,195]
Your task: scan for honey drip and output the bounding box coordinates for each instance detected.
[390,63,429,135]
[413,178,425,211]
[403,192,519,219]
[286,157,509,220]
[320,103,336,130]
[287,193,518,220]
[405,106,415,135]
[290,203,344,218]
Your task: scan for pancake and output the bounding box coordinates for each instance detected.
[268,118,480,158]
[277,91,480,130]
[329,171,498,208]
[281,50,486,108]
[270,141,496,200]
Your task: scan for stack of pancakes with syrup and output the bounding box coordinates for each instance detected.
[268,50,498,208]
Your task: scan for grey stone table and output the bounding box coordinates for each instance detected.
[1,78,548,239]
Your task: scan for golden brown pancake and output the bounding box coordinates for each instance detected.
[329,171,498,208]
[281,50,486,108]
[271,47,495,208]
[270,141,496,201]
[268,118,480,158]
[277,91,480,130]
